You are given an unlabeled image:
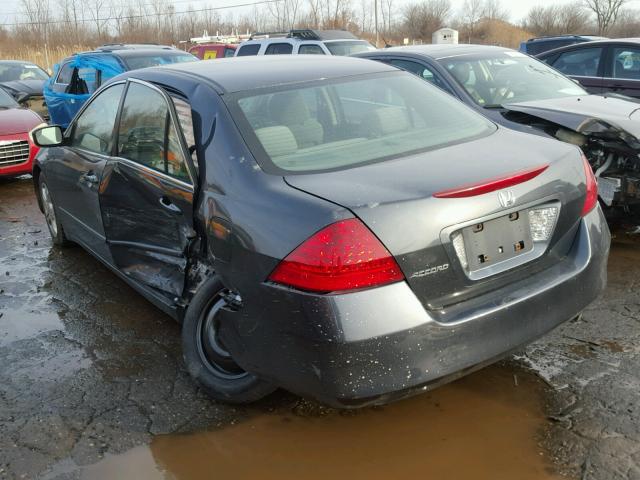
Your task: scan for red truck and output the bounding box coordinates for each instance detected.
[188,43,237,60]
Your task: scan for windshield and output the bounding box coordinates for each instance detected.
[0,63,49,82]
[0,88,18,108]
[229,72,495,173]
[324,41,375,56]
[440,52,586,107]
[122,52,197,70]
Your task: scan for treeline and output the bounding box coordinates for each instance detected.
[0,0,637,66]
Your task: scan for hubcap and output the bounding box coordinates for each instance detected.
[196,295,248,379]
[40,183,58,237]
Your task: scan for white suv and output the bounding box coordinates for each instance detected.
[235,29,375,57]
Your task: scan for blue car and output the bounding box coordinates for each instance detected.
[44,44,197,127]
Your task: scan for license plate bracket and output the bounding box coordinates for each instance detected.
[461,210,533,273]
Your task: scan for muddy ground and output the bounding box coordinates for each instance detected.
[0,176,638,480]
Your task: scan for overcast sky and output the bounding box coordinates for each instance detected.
[1,0,639,27]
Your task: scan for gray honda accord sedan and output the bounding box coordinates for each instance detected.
[30,56,610,407]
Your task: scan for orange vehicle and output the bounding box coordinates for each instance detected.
[188,43,237,60]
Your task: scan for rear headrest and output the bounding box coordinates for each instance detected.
[255,126,298,157]
[268,92,311,125]
[371,106,411,136]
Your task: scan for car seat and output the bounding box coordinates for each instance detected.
[268,92,323,148]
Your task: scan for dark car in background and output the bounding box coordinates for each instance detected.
[356,44,640,213]
[519,35,606,56]
[0,60,50,119]
[44,44,197,127]
[30,56,609,407]
[0,87,42,178]
[537,38,640,98]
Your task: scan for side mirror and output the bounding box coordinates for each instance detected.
[15,92,29,104]
[32,125,64,147]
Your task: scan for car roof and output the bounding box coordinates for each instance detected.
[358,44,513,60]
[246,29,358,42]
[525,35,605,43]
[65,47,191,61]
[94,43,178,52]
[108,48,191,58]
[537,37,640,57]
[0,60,41,66]
[131,55,397,94]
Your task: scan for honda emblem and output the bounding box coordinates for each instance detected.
[498,190,516,208]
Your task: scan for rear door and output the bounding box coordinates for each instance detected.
[100,80,197,302]
[547,46,605,94]
[603,45,640,98]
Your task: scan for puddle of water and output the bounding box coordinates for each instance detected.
[80,446,164,480]
[79,364,563,480]
[0,309,64,347]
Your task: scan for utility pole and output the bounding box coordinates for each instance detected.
[374,0,379,47]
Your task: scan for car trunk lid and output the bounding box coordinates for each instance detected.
[284,129,586,315]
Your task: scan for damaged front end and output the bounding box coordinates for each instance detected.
[503,103,640,211]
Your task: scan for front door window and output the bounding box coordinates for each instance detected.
[69,83,125,154]
[117,82,191,183]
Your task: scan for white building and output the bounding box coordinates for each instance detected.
[432,28,459,45]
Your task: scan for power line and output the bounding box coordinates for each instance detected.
[4,0,283,27]
[1,0,216,17]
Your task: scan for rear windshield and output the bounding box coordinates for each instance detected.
[122,52,197,70]
[324,40,375,56]
[228,72,495,174]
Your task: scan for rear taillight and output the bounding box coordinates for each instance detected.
[268,218,404,293]
[581,153,598,217]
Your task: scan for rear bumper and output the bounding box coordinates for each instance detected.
[221,206,610,407]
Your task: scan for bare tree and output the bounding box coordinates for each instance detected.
[524,2,590,36]
[267,0,301,30]
[86,0,110,41]
[459,0,485,42]
[610,7,640,36]
[20,0,51,42]
[583,0,627,35]
[483,0,509,21]
[402,0,451,41]
[358,0,373,33]
[380,0,394,34]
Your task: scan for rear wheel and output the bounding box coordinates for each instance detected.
[39,176,69,246]
[182,276,276,404]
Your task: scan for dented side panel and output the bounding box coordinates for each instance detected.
[100,159,194,299]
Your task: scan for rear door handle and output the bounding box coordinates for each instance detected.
[159,196,182,214]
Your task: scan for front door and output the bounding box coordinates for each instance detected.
[47,82,125,257]
[99,80,197,304]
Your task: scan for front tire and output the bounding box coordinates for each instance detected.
[38,175,69,247]
[182,276,276,404]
